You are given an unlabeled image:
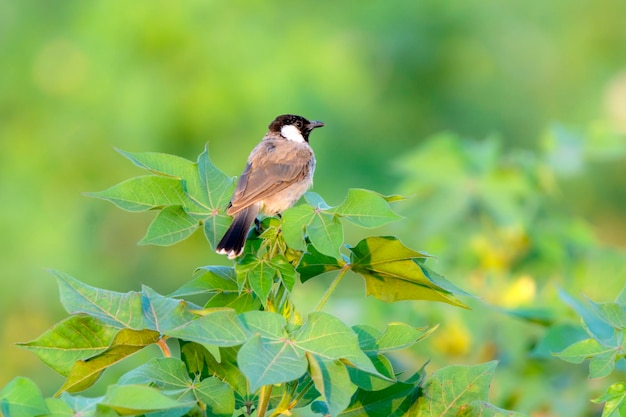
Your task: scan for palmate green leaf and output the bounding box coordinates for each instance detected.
[116,149,197,178]
[179,342,249,401]
[139,205,199,246]
[293,312,361,359]
[559,289,615,342]
[115,148,208,217]
[415,361,498,416]
[554,338,616,364]
[585,299,626,329]
[297,244,345,283]
[271,255,298,292]
[170,266,237,297]
[352,323,436,354]
[165,309,250,348]
[282,205,313,251]
[85,176,187,212]
[238,335,308,392]
[196,147,236,248]
[141,286,200,333]
[334,379,419,417]
[283,190,403,260]
[347,353,396,391]
[236,255,277,305]
[54,272,198,334]
[116,146,234,217]
[171,265,261,313]
[194,377,236,417]
[234,255,298,302]
[369,323,436,352]
[239,311,287,338]
[118,357,235,417]
[346,326,424,392]
[100,384,195,414]
[293,313,382,378]
[282,204,343,259]
[308,354,356,417]
[589,352,618,379]
[97,147,235,249]
[205,291,261,313]
[197,145,234,211]
[330,189,403,228]
[56,392,102,416]
[119,358,190,389]
[348,236,469,308]
[593,382,626,417]
[305,192,332,209]
[180,341,214,380]
[19,315,119,377]
[233,311,385,393]
[0,377,48,417]
[58,329,160,394]
[307,210,343,259]
[236,311,308,391]
[53,270,146,330]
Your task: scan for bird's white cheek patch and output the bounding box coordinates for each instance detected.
[281,124,305,143]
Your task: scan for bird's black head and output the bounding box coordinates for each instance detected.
[268,114,324,143]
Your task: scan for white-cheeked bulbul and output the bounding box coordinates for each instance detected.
[216,114,324,259]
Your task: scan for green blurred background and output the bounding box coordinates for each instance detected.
[2,1,626,415]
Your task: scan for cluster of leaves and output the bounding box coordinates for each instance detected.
[395,126,626,293]
[394,129,626,416]
[0,273,521,416]
[0,147,521,416]
[84,147,470,307]
[394,131,569,281]
[550,287,626,416]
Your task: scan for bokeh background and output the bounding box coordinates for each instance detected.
[2,1,626,415]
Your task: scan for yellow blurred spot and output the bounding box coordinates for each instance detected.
[470,234,510,271]
[32,38,89,96]
[470,226,529,272]
[432,320,472,358]
[501,275,536,307]
[605,71,626,133]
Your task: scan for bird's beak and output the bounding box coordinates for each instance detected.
[308,120,325,130]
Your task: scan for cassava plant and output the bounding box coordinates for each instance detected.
[0,146,525,417]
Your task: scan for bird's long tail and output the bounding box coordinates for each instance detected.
[216,206,258,259]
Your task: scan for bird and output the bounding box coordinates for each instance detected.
[215,114,324,259]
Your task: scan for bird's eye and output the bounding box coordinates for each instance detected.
[294,120,303,129]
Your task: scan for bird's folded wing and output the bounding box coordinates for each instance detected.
[227,142,312,215]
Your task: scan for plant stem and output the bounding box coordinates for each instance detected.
[156,338,171,357]
[269,380,314,417]
[288,380,314,409]
[268,382,295,417]
[257,385,273,417]
[314,264,350,312]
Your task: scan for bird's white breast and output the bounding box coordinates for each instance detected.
[281,124,305,143]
